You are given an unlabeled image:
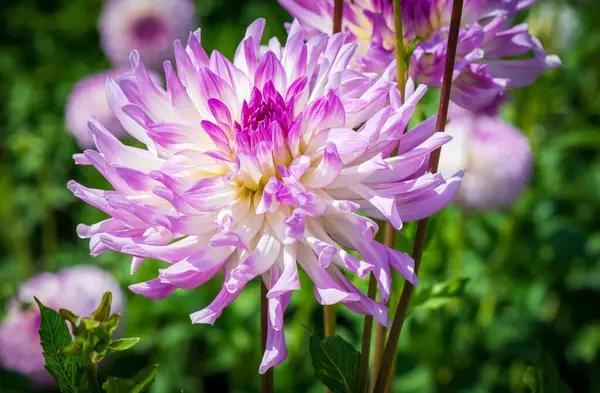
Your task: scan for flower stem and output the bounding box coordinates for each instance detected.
[333,0,344,34]
[324,304,336,393]
[358,274,377,393]
[84,359,101,393]
[372,1,465,392]
[369,316,387,393]
[261,281,274,393]
[393,0,406,101]
[325,5,344,392]
[372,1,407,388]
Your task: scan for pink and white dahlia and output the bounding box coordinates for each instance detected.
[438,105,532,210]
[99,0,197,69]
[279,0,561,112]
[0,266,123,385]
[70,19,462,372]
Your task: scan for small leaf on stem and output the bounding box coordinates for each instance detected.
[109,338,141,352]
[102,364,159,393]
[309,332,360,393]
[410,277,470,312]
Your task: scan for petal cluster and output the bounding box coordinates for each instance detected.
[438,105,532,210]
[70,19,462,372]
[279,0,561,112]
[0,266,123,384]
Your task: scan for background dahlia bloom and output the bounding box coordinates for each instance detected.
[438,105,532,210]
[279,0,561,112]
[99,0,197,69]
[0,266,123,385]
[66,69,132,147]
[70,19,463,372]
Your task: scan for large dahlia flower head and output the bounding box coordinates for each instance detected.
[69,19,463,372]
[279,0,561,112]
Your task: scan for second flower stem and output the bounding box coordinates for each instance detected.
[372,0,465,391]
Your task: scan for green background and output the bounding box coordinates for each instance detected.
[0,0,599,392]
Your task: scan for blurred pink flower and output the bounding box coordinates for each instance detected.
[66,69,131,148]
[438,105,532,210]
[99,0,197,69]
[0,266,123,385]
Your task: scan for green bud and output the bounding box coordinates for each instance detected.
[91,292,113,321]
[58,342,82,357]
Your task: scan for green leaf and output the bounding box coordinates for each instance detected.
[309,333,360,393]
[524,353,571,393]
[109,338,140,352]
[102,364,159,393]
[404,36,424,68]
[410,278,469,312]
[35,298,82,393]
[91,292,113,321]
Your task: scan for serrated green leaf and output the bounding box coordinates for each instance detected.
[309,333,360,393]
[35,298,82,393]
[109,338,140,352]
[102,364,159,393]
[410,278,469,312]
[524,353,571,393]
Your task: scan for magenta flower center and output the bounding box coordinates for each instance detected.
[132,15,165,43]
[234,86,291,152]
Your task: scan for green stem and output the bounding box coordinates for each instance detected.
[84,359,101,393]
[393,0,406,101]
[373,2,407,390]
[358,275,377,393]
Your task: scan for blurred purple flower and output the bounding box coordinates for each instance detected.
[278,0,561,112]
[99,0,197,69]
[66,69,131,148]
[0,266,123,385]
[66,69,163,148]
[69,19,462,372]
[438,105,532,210]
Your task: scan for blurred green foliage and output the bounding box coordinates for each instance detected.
[0,0,599,392]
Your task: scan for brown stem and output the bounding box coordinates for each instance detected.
[333,0,344,34]
[261,281,274,393]
[324,304,336,393]
[358,275,378,393]
[372,1,465,392]
[325,4,343,392]
[369,317,387,393]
